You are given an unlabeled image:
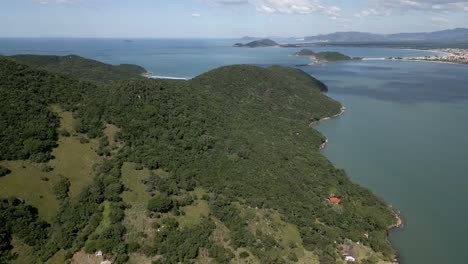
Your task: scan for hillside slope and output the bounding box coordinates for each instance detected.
[0,56,396,264]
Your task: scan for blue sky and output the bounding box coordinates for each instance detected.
[1,0,468,38]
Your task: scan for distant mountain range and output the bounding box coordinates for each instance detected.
[304,28,468,43]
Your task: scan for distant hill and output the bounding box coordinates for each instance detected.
[9,54,147,83]
[233,38,278,48]
[305,28,468,43]
[293,49,352,62]
[293,49,316,56]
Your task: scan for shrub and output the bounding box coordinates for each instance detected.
[147,194,173,213]
[0,166,11,177]
[53,175,70,201]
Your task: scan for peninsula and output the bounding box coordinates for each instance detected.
[368,48,468,64]
[293,49,355,63]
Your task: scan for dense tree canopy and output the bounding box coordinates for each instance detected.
[0,55,396,263]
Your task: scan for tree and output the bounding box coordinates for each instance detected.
[0,166,11,177]
[53,175,71,201]
[147,194,173,213]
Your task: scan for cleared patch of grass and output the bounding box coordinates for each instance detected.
[46,250,68,264]
[103,123,120,146]
[71,250,104,264]
[11,237,36,264]
[0,160,59,221]
[121,162,152,205]
[177,199,210,228]
[120,162,155,247]
[49,107,101,198]
[0,106,101,220]
[245,207,319,264]
[94,201,112,234]
[127,253,159,264]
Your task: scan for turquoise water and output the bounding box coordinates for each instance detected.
[0,38,437,78]
[310,61,468,264]
[1,39,467,264]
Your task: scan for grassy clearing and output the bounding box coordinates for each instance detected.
[94,201,112,234]
[0,106,101,221]
[177,188,210,228]
[10,237,36,264]
[0,160,60,221]
[103,123,120,146]
[46,250,69,264]
[245,207,319,264]
[49,106,101,198]
[177,199,210,227]
[120,162,155,248]
[70,250,104,264]
[127,253,159,264]
[121,162,152,205]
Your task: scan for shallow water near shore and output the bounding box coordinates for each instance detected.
[1,38,467,264]
[311,61,468,264]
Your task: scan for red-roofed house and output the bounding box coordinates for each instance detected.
[328,196,341,204]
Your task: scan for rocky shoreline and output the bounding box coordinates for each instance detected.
[310,106,346,150]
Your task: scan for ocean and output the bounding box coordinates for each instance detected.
[1,38,467,264]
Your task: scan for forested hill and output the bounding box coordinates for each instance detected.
[293,49,353,62]
[0,56,396,264]
[233,38,278,48]
[7,54,147,83]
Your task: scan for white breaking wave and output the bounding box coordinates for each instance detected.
[149,75,190,80]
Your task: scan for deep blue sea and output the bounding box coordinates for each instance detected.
[1,38,467,264]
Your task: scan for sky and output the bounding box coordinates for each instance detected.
[1,0,468,38]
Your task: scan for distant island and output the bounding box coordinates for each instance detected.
[233,38,278,48]
[293,49,356,63]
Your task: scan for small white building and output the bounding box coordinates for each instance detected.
[345,256,356,262]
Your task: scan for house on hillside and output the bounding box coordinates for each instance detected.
[328,196,341,204]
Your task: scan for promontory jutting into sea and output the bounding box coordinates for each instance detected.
[1,1,467,264]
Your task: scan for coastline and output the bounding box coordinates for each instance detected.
[141,71,190,80]
[362,57,461,65]
[362,47,468,64]
[312,105,404,264]
[389,210,404,230]
[310,106,346,150]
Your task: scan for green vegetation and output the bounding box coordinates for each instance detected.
[9,54,146,83]
[0,165,10,177]
[234,38,278,48]
[293,49,317,56]
[0,55,396,263]
[293,49,353,62]
[147,194,174,213]
[52,175,70,201]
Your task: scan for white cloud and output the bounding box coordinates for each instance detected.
[192,13,202,17]
[430,16,449,23]
[32,0,77,4]
[204,0,341,17]
[360,0,468,15]
[353,0,468,20]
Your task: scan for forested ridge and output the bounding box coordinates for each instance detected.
[0,55,396,264]
[7,54,146,83]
